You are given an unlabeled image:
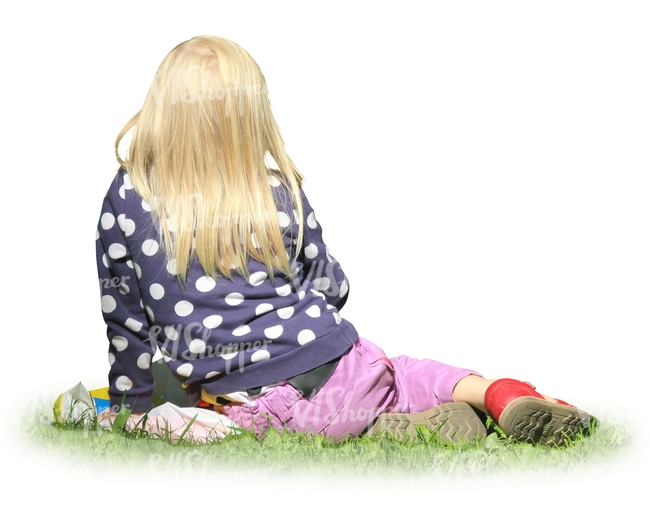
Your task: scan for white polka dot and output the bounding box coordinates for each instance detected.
[256,303,274,315]
[277,211,290,227]
[166,259,178,275]
[268,174,281,187]
[142,200,152,211]
[276,284,291,297]
[307,212,317,229]
[102,254,109,268]
[205,371,221,378]
[334,312,342,324]
[277,307,294,319]
[249,271,268,286]
[125,318,143,332]
[339,280,349,297]
[220,345,239,360]
[298,290,306,300]
[264,325,283,339]
[298,330,316,345]
[326,246,333,262]
[311,289,326,300]
[233,325,251,336]
[123,173,133,189]
[146,306,155,321]
[137,353,151,369]
[119,185,126,199]
[142,239,159,256]
[108,243,127,259]
[304,244,318,259]
[189,339,206,354]
[225,293,244,306]
[203,315,223,329]
[134,262,142,278]
[150,283,165,300]
[177,363,193,378]
[306,305,321,318]
[165,326,179,340]
[196,276,216,292]
[108,352,115,366]
[111,336,128,351]
[175,300,194,317]
[100,213,115,230]
[96,229,100,240]
[313,277,331,291]
[115,376,133,391]
[251,350,271,363]
[118,283,130,295]
[101,295,116,313]
[117,215,136,236]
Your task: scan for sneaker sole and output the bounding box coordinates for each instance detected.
[367,402,487,442]
[498,396,596,447]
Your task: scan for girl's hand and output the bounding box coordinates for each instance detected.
[96,410,144,422]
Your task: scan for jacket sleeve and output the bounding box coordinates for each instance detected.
[96,180,155,413]
[298,189,350,310]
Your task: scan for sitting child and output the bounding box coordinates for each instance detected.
[96,35,595,447]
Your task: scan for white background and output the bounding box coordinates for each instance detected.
[1,0,648,516]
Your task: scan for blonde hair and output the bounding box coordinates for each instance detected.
[115,35,304,281]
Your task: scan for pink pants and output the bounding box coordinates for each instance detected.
[221,337,481,440]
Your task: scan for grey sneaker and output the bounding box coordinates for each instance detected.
[495,396,596,447]
[367,402,487,442]
[484,379,597,447]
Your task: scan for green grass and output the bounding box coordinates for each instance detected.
[20,398,632,479]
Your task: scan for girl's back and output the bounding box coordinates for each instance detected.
[97,36,356,413]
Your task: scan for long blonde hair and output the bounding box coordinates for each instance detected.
[115,35,304,281]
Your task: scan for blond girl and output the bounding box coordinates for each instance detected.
[96,35,594,445]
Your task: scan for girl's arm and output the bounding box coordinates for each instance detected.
[298,190,350,310]
[96,183,155,414]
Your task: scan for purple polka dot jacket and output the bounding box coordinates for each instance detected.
[96,169,358,413]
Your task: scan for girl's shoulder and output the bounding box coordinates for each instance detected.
[103,167,148,217]
[106,167,131,194]
[267,168,299,208]
[267,168,309,199]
